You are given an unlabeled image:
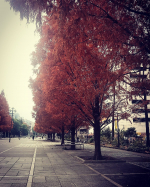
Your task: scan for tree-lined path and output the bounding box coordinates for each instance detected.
[2,0,149,161]
[0,138,116,187]
[0,138,149,187]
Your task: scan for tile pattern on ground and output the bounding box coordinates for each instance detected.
[1,140,149,187]
[32,149,117,187]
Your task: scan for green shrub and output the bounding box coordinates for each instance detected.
[127,141,149,153]
[121,140,129,146]
[64,134,71,141]
[101,127,111,140]
[111,139,118,146]
[89,137,94,143]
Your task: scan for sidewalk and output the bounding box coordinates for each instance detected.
[0,140,149,187]
[31,143,118,187]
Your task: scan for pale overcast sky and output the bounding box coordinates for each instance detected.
[0,0,40,121]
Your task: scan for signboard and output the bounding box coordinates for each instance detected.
[132,100,150,104]
[115,119,118,130]
[133,118,150,122]
[132,100,143,104]
[103,119,112,125]
[132,109,150,113]
[130,74,147,78]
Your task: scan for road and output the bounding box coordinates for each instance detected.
[0,138,149,187]
[0,137,49,187]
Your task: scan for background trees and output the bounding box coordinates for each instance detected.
[11,119,29,137]
[0,90,12,132]
[21,123,29,136]
[11,119,20,136]
[124,127,137,138]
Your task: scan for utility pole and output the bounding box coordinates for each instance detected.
[131,66,150,147]
[112,83,115,141]
[19,118,23,140]
[142,70,149,147]
[117,113,120,147]
[9,107,16,142]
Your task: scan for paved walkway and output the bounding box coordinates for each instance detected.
[0,139,150,187]
[84,143,150,170]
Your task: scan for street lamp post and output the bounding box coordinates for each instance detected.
[9,107,16,142]
[19,118,23,140]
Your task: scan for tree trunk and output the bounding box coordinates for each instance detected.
[93,96,102,160]
[117,114,120,147]
[117,130,120,147]
[94,121,102,160]
[112,114,114,141]
[48,133,52,140]
[61,126,64,145]
[71,121,75,150]
[52,133,55,141]
[144,92,149,147]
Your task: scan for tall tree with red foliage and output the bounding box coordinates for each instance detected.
[30,12,133,159]
[30,64,87,147]
[0,90,12,132]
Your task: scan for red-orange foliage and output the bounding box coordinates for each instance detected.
[10,0,149,158]
[29,10,135,158]
[7,0,150,68]
[0,90,12,132]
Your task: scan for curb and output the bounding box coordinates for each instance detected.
[74,156,126,163]
[102,145,150,154]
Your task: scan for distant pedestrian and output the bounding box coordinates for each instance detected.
[9,133,11,142]
[32,135,34,140]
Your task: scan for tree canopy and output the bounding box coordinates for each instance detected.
[6,0,150,68]
[0,90,12,132]
[29,10,134,159]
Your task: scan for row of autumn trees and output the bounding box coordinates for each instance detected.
[7,0,150,159]
[0,90,29,137]
[0,90,12,132]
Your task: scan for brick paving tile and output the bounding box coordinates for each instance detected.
[10,184,27,187]
[32,182,61,187]
[0,184,11,187]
